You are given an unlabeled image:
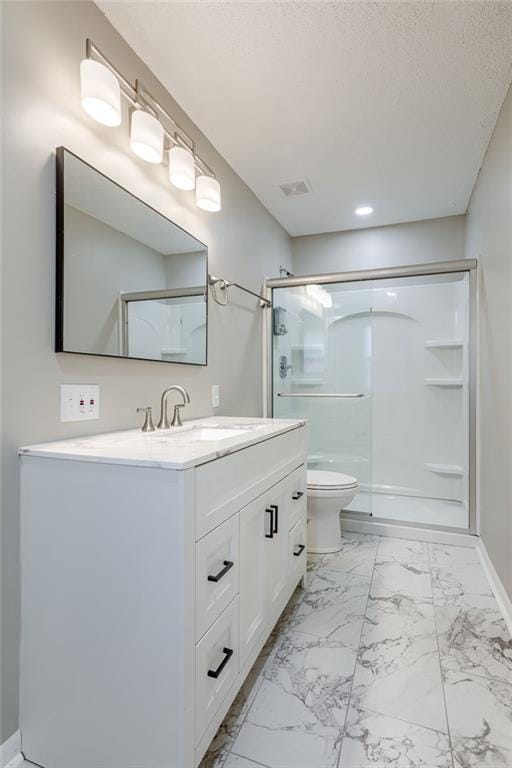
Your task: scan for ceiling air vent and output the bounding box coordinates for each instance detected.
[279,179,311,197]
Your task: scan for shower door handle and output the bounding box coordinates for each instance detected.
[277,393,365,398]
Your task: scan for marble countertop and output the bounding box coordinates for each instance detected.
[19,416,306,470]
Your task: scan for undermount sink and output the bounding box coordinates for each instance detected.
[187,427,250,441]
[153,425,252,442]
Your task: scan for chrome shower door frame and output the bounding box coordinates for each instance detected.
[263,259,478,535]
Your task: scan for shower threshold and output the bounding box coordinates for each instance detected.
[344,491,468,530]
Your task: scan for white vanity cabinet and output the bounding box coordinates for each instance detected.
[19,417,307,768]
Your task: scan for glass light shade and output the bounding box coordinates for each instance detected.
[169,146,196,190]
[130,110,164,164]
[80,59,121,127]
[196,175,221,212]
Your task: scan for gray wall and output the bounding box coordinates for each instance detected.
[1,1,292,741]
[291,215,466,275]
[465,83,512,599]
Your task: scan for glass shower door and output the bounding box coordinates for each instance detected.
[271,282,373,515]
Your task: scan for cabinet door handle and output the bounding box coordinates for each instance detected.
[207,560,234,583]
[207,647,233,679]
[270,504,279,534]
[292,491,304,501]
[265,507,274,538]
[293,544,306,557]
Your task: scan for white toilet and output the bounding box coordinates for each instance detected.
[306,469,359,553]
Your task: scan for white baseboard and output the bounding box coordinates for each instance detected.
[340,517,478,547]
[0,731,23,768]
[477,539,512,636]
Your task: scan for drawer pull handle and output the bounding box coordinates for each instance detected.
[292,491,304,501]
[293,544,306,557]
[208,560,234,583]
[207,647,233,679]
[270,504,279,534]
[265,508,274,538]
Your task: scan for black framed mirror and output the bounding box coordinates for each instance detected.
[56,147,208,365]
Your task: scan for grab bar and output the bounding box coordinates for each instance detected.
[277,393,365,398]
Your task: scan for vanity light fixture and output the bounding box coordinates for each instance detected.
[79,38,221,211]
[169,146,196,190]
[355,205,373,216]
[130,109,164,164]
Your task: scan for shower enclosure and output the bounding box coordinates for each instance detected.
[265,260,477,533]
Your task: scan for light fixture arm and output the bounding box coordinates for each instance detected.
[85,38,216,180]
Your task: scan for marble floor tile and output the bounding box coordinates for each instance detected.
[308,532,379,577]
[444,669,512,767]
[352,594,447,732]
[340,705,452,768]
[431,561,493,605]
[436,593,512,684]
[232,678,342,768]
[429,543,480,568]
[376,537,428,565]
[289,568,370,647]
[200,670,264,768]
[370,560,433,602]
[264,631,357,728]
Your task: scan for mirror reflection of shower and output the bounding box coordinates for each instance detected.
[271,268,473,532]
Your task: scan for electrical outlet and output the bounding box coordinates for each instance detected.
[211,384,220,409]
[61,384,100,422]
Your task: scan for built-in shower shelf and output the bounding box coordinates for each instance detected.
[424,339,464,349]
[425,463,464,476]
[425,378,464,387]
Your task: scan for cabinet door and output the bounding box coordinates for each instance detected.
[266,483,290,627]
[239,493,268,669]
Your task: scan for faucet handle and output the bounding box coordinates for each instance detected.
[137,407,156,432]
[170,403,185,427]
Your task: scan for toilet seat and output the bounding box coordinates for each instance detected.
[307,469,358,491]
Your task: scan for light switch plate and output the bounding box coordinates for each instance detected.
[211,384,220,409]
[61,384,100,422]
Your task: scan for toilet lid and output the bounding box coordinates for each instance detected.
[307,469,359,490]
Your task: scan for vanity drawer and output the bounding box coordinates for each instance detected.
[195,426,306,539]
[288,515,307,589]
[196,515,240,640]
[196,597,239,743]
[286,464,307,530]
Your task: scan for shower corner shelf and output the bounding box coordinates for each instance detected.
[424,378,464,387]
[425,462,464,476]
[424,339,464,349]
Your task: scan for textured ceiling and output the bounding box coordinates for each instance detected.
[97,1,512,236]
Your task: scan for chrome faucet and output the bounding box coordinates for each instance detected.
[157,385,191,429]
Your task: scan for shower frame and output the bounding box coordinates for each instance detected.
[263,259,478,535]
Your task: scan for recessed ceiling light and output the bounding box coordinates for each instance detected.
[355,206,373,216]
